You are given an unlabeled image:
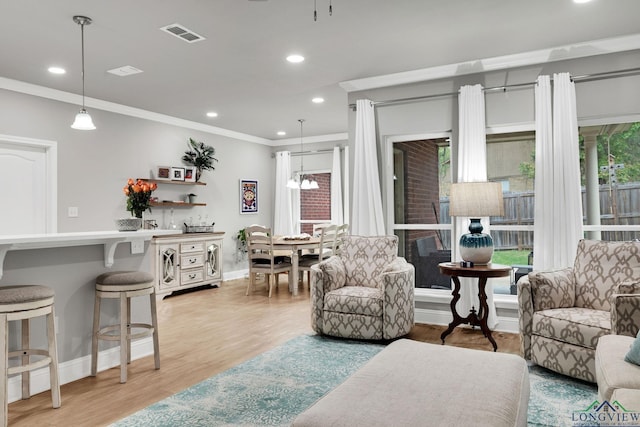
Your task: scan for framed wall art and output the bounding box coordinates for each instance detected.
[171,167,185,181]
[184,166,196,182]
[240,179,258,214]
[156,166,171,181]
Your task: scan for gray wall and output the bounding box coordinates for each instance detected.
[0,87,276,274]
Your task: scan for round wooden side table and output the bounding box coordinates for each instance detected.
[438,262,511,352]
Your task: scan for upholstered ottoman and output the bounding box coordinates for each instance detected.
[595,335,640,401]
[292,339,529,427]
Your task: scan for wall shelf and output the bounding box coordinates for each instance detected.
[141,179,206,186]
[150,202,206,207]
[141,178,207,207]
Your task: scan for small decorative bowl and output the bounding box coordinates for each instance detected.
[115,218,143,232]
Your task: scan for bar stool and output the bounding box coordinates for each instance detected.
[91,271,160,384]
[0,285,61,426]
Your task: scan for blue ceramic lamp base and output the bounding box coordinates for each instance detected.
[459,218,494,265]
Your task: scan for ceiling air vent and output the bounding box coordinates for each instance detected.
[160,23,206,43]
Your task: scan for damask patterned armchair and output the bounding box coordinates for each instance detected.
[518,239,640,382]
[309,235,415,340]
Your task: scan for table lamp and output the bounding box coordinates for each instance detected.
[449,182,504,265]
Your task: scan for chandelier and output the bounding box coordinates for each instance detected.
[287,119,319,190]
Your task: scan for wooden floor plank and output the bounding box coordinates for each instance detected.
[7,277,521,426]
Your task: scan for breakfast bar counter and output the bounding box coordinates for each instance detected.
[0,229,181,400]
[0,229,178,279]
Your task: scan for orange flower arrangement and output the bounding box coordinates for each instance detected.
[123,178,157,218]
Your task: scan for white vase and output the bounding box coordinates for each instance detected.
[115,218,142,231]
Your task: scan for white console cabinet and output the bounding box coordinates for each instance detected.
[152,232,224,299]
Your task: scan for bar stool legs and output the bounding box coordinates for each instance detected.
[0,285,61,427]
[91,271,160,384]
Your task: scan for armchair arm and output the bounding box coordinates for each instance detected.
[381,257,415,339]
[516,275,534,360]
[528,268,576,311]
[310,256,347,335]
[610,281,640,337]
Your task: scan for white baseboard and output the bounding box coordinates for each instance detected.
[223,269,248,281]
[415,307,519,334]
[8,338,154,403]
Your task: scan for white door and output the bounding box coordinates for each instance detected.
[0,136,55,234]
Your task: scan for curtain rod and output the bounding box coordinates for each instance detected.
[348,67,640,110]
[271,147,343,158]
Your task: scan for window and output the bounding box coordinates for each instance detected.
[299,172,331,234]
[390,130,536,297]
[391,137,452,290]
[580,122,640,241]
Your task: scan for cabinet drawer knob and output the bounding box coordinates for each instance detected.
[189,273,196,279]
[189,258,197,263]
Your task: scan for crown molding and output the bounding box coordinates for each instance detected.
[340,34,640,93]
[270,132,348,147]
[0,77,274,145]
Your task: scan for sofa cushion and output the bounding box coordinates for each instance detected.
[573,240,640,311]
[324,286,383,317]
[625,330,640,366]
[610,388,640,410]
[595,334,640,401]
[533,307,610,349]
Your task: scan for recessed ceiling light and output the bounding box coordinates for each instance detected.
[206,112,218,118]
[286,54,305,63]
[573,0,592,3]
[312,97,325,104]
[48,66,66,74]
[277,131,286,136]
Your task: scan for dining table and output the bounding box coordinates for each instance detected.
[272,235,321,296]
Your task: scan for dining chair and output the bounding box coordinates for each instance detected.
[299,224,338,288]
[245,225,292,297]
[333,223,349,256]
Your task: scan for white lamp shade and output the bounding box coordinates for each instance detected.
[300,178,312,190]
[309,180,319,189]
[287,178,300,189]
[449,182,504,217]
[71,109,96,130]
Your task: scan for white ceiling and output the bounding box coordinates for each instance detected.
[1,0,639,142]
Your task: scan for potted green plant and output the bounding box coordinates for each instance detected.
[182,138,218,182]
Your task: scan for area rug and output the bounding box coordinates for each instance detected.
[111,335,385,427]
[527,364,598,427]
[113,335,598,427]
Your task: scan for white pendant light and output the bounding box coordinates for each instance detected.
[289,119,319,190]
[71,15,96,130]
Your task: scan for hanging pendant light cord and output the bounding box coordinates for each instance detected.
[299,119,305,179]
[80,21,86,109]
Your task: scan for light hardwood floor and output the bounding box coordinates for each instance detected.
[8,277,521,426]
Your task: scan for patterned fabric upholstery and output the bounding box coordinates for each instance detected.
[518,239,640,383]
[310,235,415,340]
[611,281,640,336]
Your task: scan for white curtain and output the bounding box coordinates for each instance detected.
[533,73,583,270]
[273,151,295,235]
[454,84,498,329]
[352,99,385,236]
[331,146,344,225]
